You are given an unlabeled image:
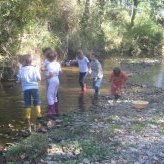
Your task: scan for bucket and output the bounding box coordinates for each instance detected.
[132,100,149,109]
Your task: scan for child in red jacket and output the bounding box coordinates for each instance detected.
[109,67,128,100]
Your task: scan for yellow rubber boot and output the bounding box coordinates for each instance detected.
[25,108,31,120]
[35,105,42,118]
[25,108,31,133]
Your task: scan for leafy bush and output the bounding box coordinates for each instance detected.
[121,17,163,56]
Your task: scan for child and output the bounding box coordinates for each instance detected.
[71,48,90,93]
[42,47,53,73]
[17,54,42,131]
[109,67,128,99]
[44,51,61,118]
[90,52,103,97]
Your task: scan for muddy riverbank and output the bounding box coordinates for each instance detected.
[3,82,164,163]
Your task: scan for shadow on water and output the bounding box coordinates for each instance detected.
[0,57,163,145]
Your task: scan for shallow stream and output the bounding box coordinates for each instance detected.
[0,57,163,146]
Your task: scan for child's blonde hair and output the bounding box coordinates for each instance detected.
[20,54,32,66]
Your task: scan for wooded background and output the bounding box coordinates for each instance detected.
[0,0,163,62]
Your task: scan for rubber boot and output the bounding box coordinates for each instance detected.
[81,84,87,93]
[25,108,31,120]
[54,102,59,116]
[25,108,31,132]
[47,105,54,118]
[35,105,42,119]
[50,103,56,115]
[94,87,99,99]
[83,83,87,92]
[81,86,83,93]
[34,105,43,130]
[114,94,121,100]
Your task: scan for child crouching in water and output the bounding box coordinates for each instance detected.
[109,67,128,100]
[90,52,103,97]
[44,51,61,118]
[17,54,42,132]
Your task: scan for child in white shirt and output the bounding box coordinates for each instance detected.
[43,51,61,118]
[71,48,90,93]
[17,54,42,131]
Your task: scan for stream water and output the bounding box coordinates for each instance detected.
[0,57,163,146]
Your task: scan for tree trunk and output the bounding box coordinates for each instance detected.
[98,0,105,24]
[81,0,90,31]
[130,0,139,27]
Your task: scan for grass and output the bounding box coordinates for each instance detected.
[6,133,48,162]
[130,123,145,133]
[104,123,122,137]
[146,115,164,127]
[79,139,111,161]
[44,137,112,162]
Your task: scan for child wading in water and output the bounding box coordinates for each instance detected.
[44,51,61,118]
[71,48,90,93]
[90,52,103,97]
[109,67,128,100]
[17,54,42,132]
[42,47,60,101]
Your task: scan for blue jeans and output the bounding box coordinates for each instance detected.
[93,78,102,93]
[23,89,40,108]
[79,72,87,88]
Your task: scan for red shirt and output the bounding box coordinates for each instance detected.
[110,72,128,85]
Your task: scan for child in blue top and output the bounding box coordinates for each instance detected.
[17,54,42,131]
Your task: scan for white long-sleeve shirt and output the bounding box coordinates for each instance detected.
[76,56,89,73]
[17,66,41,91]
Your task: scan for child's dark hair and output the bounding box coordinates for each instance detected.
[113,67,121,75]
[46,51,57,62]
[91,51,98,58]
[77,48,83,55]
[42,47,52,54]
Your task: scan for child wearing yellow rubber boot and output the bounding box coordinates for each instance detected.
[17,54,42,132]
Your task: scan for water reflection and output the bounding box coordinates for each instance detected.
[78,93,86,111]
[91,96,99,106]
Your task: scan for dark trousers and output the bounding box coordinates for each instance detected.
[23,89,40,108]
[79,72,87,88]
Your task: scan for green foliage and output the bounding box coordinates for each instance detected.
[0,0,163,60]
[121,17,163,56]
